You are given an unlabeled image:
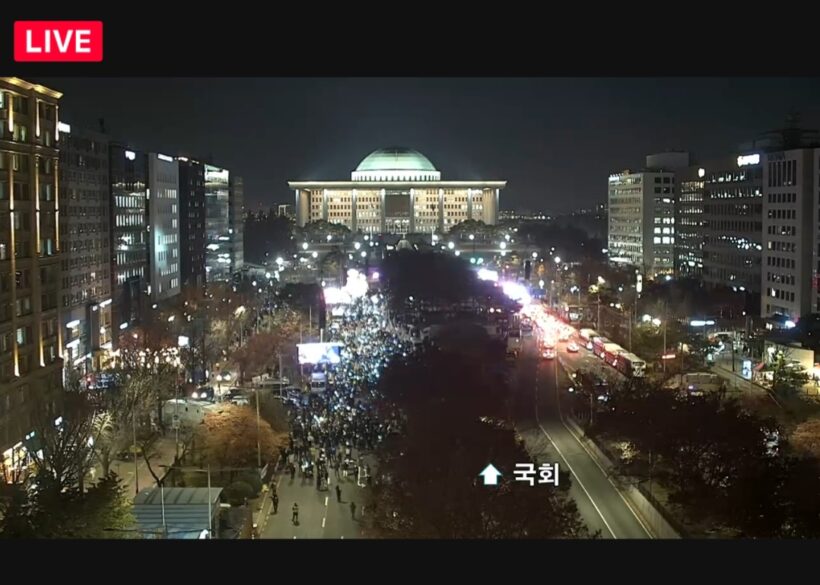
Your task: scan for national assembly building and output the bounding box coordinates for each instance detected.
[289,147,505,235]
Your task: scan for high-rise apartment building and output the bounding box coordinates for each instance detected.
[59,123,112,372]
[0,77,64,474]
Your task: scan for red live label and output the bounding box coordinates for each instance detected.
[14,21,103,62]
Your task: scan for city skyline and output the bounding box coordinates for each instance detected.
[37,77,820,213]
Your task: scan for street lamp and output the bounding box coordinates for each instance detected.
[302,242,308,250]
[311,251,318,258]
[532,252,538,259]
[354,242,361,250]
[447,242,455,250]
[554,256,561,264]
[275,257,284,266]
[499,241,507,250]
[468,234,474,241]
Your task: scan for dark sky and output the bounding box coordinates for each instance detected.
[38,77,820,213]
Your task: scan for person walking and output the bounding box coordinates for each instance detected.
[271,493,279,514]
[292,503,299,525]
[350,501,356,520]
[336,484,342,503]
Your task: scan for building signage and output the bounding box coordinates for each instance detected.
[737,154,760,167]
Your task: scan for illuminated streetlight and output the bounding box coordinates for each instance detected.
[167,315,175,322]
[499,241,507,250]
[354,242,361,250]
[539,280,545,288]
[468,234,475,241]
[447,242,455,250]
[531,252,538,259]
[275,257,284,266]
[326,234,332,241]
[455,250,461,256]
[312,251,318,258]
[360,251,366,258]
[302,242,308,250]
[554,256,561,264]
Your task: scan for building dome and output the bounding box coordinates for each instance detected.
[352,147,441,181]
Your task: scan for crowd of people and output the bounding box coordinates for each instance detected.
[276,296,412,492]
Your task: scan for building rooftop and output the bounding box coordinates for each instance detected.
[355,147,437,172]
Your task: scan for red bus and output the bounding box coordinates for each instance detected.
[615,352,646,378]
[592,336,611,359]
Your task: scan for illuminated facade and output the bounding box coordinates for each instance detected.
[607,170,676,278]
[204,164,231,282]
[59,123,112,373]
[290,147,504,235]
[700,154,763,294]
[148,154,180,301]
[0,78,64,473]
[110,145,148,335]
[229,175,244,274]
[675,165,705,279]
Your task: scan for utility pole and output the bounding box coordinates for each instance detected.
[132,412,139,495]
[627,310,632,352]
[255,388,262,469]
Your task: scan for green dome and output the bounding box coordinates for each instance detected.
[355,147,437,172]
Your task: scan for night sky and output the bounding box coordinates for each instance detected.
[38,77,820,213]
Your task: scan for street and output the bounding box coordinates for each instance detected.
[513,333,652,539]
[259,454,371,538]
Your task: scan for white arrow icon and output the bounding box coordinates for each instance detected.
[479,463,502,486]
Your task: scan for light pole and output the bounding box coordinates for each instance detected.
[159,464,214,538]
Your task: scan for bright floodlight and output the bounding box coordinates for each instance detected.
[448,242,455,250]
[312,251,318,258]
[539,280,545,288]
[354,242,361,250]
[532,252,538,258]
[477,268,499,282]
[554,256,561,264]
[785,320,796,329]
[265,272,271,279]
[178,335,190,347]
[505,234,511,241]
[469,234,475,241]
[302,242,309,250]
[642,314,652,323]
[323,286,352,305]
[652,318,662,327]
[276,257,284,266]
[499,242,507,250]
[455,250,461,256]
[326,234,332,241]
[360,251,366,257]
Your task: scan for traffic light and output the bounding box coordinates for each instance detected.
[524,260,532,280]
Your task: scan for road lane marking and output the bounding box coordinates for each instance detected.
[325,496,329,507]
[322,517,326,528]
[533,359,617,539]
[553,354,654,538]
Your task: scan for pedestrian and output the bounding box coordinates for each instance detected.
[350,501,356,520]
[336,484,342,503]
[292,503,299,525]
[290,464,296,481]
[272,493,279,514]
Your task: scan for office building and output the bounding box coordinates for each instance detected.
[59,123,112,372]
[0,77,64,475]
[147,153,180,301]
[700,153,763,294]
[229,175,244,274]
[761,149,819,322]
[177,158,206,288]
[675,165,705,279]
[289,147,504,235]
[204,164,231,282]
[607,169,676,279]
[110,145,149,335]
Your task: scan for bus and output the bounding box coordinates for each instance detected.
[603,343,625,366]
[615,352,646,378]
[579,328,600,350]
[592,336,611,359]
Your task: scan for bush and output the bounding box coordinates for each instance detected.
[224,481,254,506]
[236,471,263,496]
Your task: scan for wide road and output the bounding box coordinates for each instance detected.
[259,453,372,539]
[512,334,652,539]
